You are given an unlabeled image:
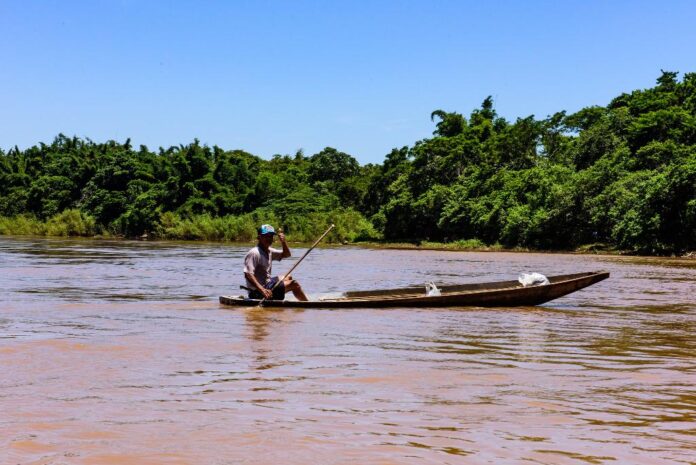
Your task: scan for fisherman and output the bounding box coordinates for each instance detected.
[243,224,308,301]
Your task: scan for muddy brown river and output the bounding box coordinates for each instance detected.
[1,237,694,464]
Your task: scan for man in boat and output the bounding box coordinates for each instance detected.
[243,224,308,301]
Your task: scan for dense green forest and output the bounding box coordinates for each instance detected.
[1,71,695,254]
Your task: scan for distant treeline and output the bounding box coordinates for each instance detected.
[1,71,694,254]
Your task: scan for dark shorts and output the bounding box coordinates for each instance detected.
[248,276,286,300]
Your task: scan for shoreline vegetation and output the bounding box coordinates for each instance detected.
[1,71,694,256]
[1,210,693,258]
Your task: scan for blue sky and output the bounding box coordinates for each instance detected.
[1,1,694,164]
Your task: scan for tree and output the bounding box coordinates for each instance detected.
[307,147,359,184]
[430,110,466,137]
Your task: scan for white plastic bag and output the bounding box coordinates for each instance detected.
[425,282,441,296]
[518,272,550,287]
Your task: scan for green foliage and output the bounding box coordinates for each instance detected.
[1,71,694,254]
[0,214,45,235]
[152,208,379,243]
[307,147,359,184]
[45,209,97,236]
[156,212,260,242]
[0,209,96,236]
[431,110,467,137]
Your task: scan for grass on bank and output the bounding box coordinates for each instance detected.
[0,208,380,243]
[155,208,379,243]
[354,238,507,251]
[0,210,98,237]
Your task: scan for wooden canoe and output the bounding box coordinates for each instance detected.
[219,271,609,308]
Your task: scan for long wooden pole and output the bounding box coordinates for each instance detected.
[258,223,335,306]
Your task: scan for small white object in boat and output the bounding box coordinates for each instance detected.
[425,282,441,296]
[518,272,550,287]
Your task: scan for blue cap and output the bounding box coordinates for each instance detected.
[258,224,276,235]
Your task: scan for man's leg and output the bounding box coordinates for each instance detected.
[267,277,285,300]
[283,276,308,301]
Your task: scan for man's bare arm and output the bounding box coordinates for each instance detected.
[278,231,291,259]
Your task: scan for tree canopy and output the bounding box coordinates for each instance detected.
[1,70,694,254]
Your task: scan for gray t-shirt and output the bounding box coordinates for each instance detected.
[244,245,283,289]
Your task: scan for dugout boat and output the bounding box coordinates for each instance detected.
[219,271,609,308]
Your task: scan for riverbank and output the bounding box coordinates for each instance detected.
[2,229,694,260]
[356,241,696,262]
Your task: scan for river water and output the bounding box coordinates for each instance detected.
[1,237,694,465]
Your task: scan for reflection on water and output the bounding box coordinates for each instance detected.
[1,236,695,464]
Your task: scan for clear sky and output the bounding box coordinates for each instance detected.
[1,1,694,164]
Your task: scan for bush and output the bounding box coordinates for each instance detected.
[155,212,259,241]
[0,214,45,235]
[45,209,97,236]
[0,209,95,237]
